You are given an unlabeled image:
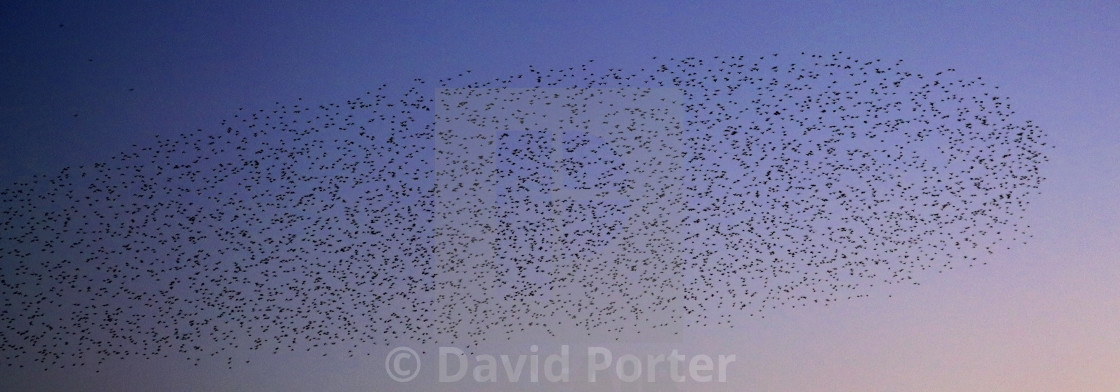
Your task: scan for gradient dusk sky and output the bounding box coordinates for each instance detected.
[1,1,1117,391]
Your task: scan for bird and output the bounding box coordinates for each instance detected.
[0,52,1049,370]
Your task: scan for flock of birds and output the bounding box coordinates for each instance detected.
[0,52,1048,369]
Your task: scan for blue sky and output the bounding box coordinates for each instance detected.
[1,1,1118,391]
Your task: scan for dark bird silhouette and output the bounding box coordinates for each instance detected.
[0,52,1049,370]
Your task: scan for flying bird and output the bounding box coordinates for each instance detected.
[0,52,1049,370]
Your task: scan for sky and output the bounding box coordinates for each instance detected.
[1,1,1118,391]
